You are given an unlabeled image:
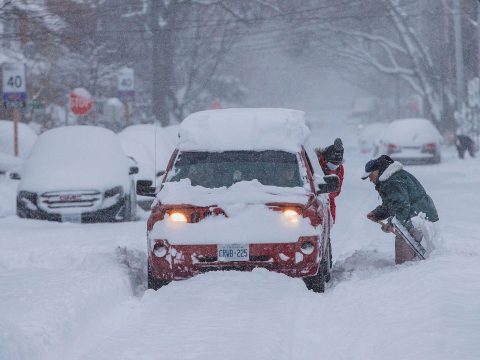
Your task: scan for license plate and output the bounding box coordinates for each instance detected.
[217,244,249,262]
[61,214,82,223]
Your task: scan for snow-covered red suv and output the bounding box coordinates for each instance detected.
[138,108,339,293]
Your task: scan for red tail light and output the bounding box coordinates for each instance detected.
[422,143,436,153]
[387,143,400,154]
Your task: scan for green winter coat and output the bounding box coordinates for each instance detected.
[372,162,439,227]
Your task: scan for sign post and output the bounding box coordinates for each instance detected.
[2,63,27,157]
[468,77,480,149]
[117,67,135,127]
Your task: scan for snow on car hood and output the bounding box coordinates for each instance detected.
[151,179,316,245]
[154,178,311,208]
[150,203,318,245]
[178,108,310,152]
[19,126,131,193]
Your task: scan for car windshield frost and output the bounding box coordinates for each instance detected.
[168,150,303,188]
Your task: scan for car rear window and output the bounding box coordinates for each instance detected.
[168,150,303,188]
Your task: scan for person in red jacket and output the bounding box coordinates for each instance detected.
[315,138,344,223]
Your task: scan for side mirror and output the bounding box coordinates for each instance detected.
[129,166,139,175]
[156,170,165,177]
[317,175,340,194]
[9,172,21,180]
[136,179,156,197]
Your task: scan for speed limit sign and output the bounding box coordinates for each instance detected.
[117,67,135,102]
[2,63,27,108]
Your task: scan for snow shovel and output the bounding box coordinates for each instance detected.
[377,219,426,260]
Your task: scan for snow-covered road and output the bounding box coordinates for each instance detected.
[1,143,480,360]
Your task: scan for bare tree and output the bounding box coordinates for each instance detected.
[143,0,282,126]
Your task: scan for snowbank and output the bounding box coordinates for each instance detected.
[0,120,38,159]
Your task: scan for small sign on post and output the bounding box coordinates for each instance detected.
[117,67,134,126]
[69,88,93,116]
[3,63,27,109]
[3,63,27,157]
[117,67,135,102]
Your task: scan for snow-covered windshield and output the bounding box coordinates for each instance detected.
[168,150,303,188]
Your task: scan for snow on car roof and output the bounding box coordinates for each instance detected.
[20,125,131,192]
[178,108,310,152]
[383,118,442,146]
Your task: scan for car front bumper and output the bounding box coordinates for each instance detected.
[149,236,321,281]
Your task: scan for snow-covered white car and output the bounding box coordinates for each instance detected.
[16,125,138,223]
[118,124,179,210]
[379,118,443,164]
[138,108,339,293]
[357,122,388,155]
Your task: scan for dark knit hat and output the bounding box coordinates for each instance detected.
[325,138,344,165]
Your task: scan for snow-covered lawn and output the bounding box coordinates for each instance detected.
[1,142,479,360]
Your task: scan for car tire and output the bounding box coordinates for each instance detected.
[324,241,332,283]
[123,196,132,222]
[147,264,170,290]
[129,182,137,221]
[303,266,325,293]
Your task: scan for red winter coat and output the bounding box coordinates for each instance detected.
[317,153,344,223]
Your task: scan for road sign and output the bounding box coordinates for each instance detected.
[2,63,27,108]
[70,88,93,116]
[117,67,135,102]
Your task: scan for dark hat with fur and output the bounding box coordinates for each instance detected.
[361,155,394,180]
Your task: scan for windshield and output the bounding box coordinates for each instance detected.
[168,151,303,189]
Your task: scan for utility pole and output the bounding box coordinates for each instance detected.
[454,0,465,105]
[477,0,480,80]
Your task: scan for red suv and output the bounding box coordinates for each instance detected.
[137,109,339,293]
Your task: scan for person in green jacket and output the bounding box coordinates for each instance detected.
[362,155,439,264]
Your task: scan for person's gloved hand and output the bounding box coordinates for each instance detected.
[367,212,377,222]
[381,222,394,233]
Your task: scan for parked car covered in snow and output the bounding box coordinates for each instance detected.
[357,122,388,155]
[118,124,179,211]
[138,108,339,293]
[16,126,138,223]
[379,118,443,164]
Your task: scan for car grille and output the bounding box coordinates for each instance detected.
[39,190,102,210]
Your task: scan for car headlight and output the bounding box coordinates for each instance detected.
[18,191,38,210]
[283,209,300,223]
[104,186,123,198]
[168,212,188,223]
